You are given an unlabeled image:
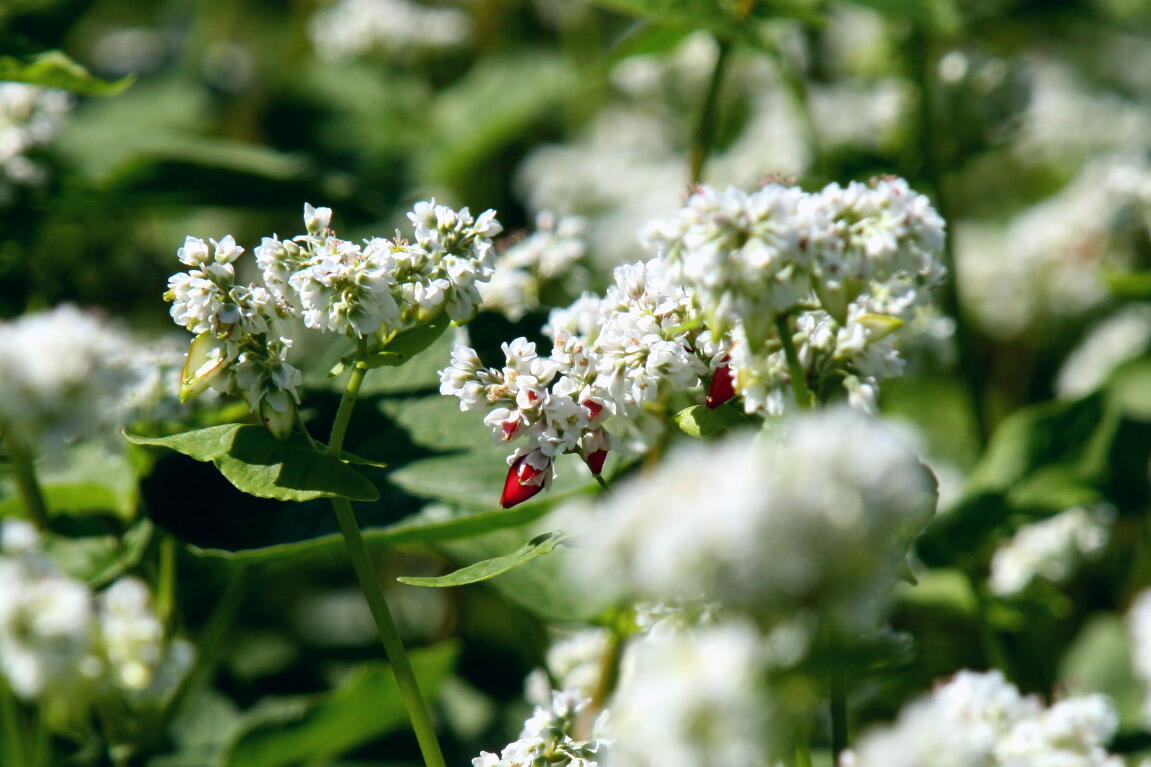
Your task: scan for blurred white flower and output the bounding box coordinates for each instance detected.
[844,670,1121,767]
[562,408,935,630]
[0,83,71,202]
[473,686,608,767]
[1056,306,1151,398]
[310,0,471,61]
[989,505,1115,597]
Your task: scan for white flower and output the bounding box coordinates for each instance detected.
[0,305,142,450]
[989,505,1115,596]
[0,84,72,201]
[473,684,608,766]
[845,670,1122,767]
[480,211,588,321]
[605,621,775,767]
[310,0,471,61]
[562,408,935,630]
[1127,589,1151,725]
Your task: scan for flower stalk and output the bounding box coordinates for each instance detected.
[327,359,446,767]
[3,431,50,531]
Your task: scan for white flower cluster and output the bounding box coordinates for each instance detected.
[1127,589,1151,724]
[0,520,193,717]
[0,83,72,202]
[168,201,500,434]
[989,505,1115,597]
[842,670,1122,767]
[441,256,710,504]
[0,305,141,451]
[309,0,471,61]
[957,157,1151,340]
[604,621,777,767]
[642,178,945,415]
[479,211,589,321]
[473,687,608,767]
[562,408,935,632]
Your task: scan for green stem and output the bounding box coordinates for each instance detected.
[966,571,1014,680]
[156,565,247,738]
[688,37,732,185]
[593,473,610,494]
[0,680,28,767]
[155,534,177,629]
[3,432,49,530]
[794,740,813,767]
[328,362,446,767]
[775,313,815,408]
[830,671,848,761]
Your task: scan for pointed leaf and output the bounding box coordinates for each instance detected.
[366,313,451,368]
[674,402,753,438]
[126,425,379,502]
[398,531,565,587]
[0,51,134,95]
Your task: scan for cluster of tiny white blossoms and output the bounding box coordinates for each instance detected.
[441,178,944,505]
[560,407,935,632]
[642,177,946,415]
[167,201,500,435]
[472,687,608,767]
[441,254,712,506]
[479,211,590,321]
[989,504,1115,597]
[0,83,72,202]
[0,520,193,722]
[0,305,145,451]
[309,0,471,61]
[841,670,1122,767]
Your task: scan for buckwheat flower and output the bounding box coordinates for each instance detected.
[167,235,268,337]
[606,621,777,766]
[989,505,1115,597]
[480,212,588,321]
[0,520,96,702]
[843,670,1122,767]
[1056,306,1151,398]
[642,182,809,345]
[543,628,612,700]
[287,233,400,337]
[473,686,608,767]
[0,305,140,450]
[232,335,303,438]
[310,0,471,61]
[94,576,194,707]
[0,83,72,201]
[563,408,935,630]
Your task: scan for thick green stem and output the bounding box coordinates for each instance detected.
[689,38,732,185]
[328,362,446,767]
[0,680,28,767]
[155,534,178,628]
[3,433,49,530]
[775,314,814,408]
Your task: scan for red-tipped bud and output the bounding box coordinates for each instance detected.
[582,399,604,420]
[501,420,519,441]
[706,361,736,409]
[580,429,610,476]
[585,448,608,475]
[500,454,551,508]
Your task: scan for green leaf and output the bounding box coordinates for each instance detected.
[126,424,379,502]
[365,313,451,368]
[398,531,565,587]
[1105,270,1151,300]
[0,443,140,521]
[590,0,777,45]
[0,51,134,95]
[220,643,458,767]
[43,520,153,587]
[673,402,753,438]
[1058,614,1145,729]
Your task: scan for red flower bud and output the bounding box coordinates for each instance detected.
[501,420,519,441]
[500,454,551,509]
[706,361,736,409]
[585,448,608,475]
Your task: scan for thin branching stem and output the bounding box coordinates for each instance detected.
[775,313,815,408]
[3,432,49,531]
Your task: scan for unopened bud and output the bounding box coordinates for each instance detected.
[179,333,231,402]
[500,453,551,509]
[258,390,297,440]
[706,360,736,409]
[303,202,332,235]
